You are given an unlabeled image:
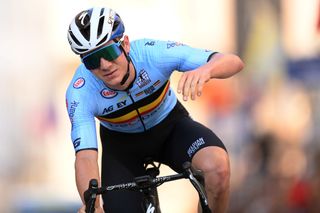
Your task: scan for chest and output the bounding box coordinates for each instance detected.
[95,67,170,117]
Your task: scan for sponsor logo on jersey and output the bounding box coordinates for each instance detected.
[68,101,80,129]
[97,81,170,126]
[73,137,81,149]
[145,41,155,46]
[73,77,85,89]
[101,88,118,98]
[102,105,114,114]
[69,101,79,117]
[187,137,205,157]
[117,100,127,108]
[167,41,185,49]
[136,69,151,88]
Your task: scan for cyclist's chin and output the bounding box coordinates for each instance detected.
[102,76,123,88]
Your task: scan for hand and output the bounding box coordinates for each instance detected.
[177,68,211,101]
[77,205,104,213]
[77,205,86,213]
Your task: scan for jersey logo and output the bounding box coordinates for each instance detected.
[117,100,127,108]
[102,105,114,114]
[73,137,81,149]
[101,88,118,98]
[145,41,155,46]
[187,137,205,157]
[136,69,151,88]
[68,101,79,130]
[73,77,85,89]
[167,41,185,49]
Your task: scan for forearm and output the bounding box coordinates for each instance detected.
[75,151,100,204]
[177,53,244,101]
[205,53,244,79]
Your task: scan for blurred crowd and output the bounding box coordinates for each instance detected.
[226,1,320,212]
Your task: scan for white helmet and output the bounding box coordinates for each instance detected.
[67,7,125,55]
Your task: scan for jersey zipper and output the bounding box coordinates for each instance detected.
[127,91,147,131]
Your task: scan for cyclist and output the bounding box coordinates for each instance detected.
[66,7,244,213]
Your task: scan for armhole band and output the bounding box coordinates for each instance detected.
[75,148,98,154]
[207,52,218,62]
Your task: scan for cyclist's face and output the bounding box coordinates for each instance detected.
[84,36,130,88]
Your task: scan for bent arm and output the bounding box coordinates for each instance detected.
[75,150,101,206]
[177,53,244,101]
[205,53,244,79]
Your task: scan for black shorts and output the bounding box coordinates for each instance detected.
[99,101,226,212]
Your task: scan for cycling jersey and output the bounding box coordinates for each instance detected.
[66,38,214,152]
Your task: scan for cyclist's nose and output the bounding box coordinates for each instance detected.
[99,58,112,70]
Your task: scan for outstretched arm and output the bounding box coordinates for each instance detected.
[75,150,104,213]
[177,53,244,101]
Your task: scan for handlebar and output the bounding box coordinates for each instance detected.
[84,179,98,213]
[84,161,211,213]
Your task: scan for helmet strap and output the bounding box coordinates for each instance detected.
[120,59,130,85]
[119,45,131,86]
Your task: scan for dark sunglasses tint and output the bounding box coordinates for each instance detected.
[82,41,122,70]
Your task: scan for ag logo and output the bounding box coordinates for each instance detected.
[101,88,118,98]
[73,77,85,89]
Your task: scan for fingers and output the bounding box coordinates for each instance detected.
[96,206,105,213]
[197,78,205,97]
[177,72,187,95]
[183,73,194,101]
[178,71,203,101]
[177,72,190,101]
[78,205,86,213]
[189,76,199,100]
[78,205,104,213]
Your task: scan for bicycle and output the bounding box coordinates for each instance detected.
[84,159,212,213]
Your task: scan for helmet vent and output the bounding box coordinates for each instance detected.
[75,47,88,53]
[68,29,82,46]
[100,8,105,16]
[97,33,109,46]
[75,11,91,41]
[97,16,105,37]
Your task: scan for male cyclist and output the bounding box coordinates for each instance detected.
[66,7,244,213]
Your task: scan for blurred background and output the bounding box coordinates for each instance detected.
[1,0,319,212]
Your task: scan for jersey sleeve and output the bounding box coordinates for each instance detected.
[136,39,216,77]
[66,76,98,153]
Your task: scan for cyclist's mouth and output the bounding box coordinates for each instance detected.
[104,70,117,78]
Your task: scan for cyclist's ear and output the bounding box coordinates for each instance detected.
[121,35,130,53]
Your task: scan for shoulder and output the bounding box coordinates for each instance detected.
[129,38,173,62]
[66,64,98,100]
[130,38,169,50]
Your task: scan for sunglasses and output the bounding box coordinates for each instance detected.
[82,40,123,70]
